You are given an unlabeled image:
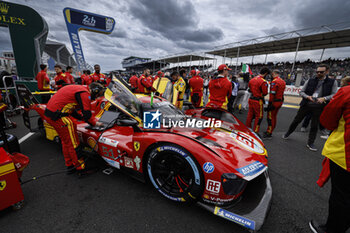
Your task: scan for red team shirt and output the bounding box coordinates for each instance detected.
[206,75,232,110]
[248,75,268,99]
[35,70,51,91]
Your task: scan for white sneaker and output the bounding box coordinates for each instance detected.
[300,127,306,132]
[320,135,329,140]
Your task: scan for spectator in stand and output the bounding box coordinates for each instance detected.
[35,64,51,103]
[129,72,139,93]
[65,66,75,84]
[54,65,69,90]
[282,64,338,151]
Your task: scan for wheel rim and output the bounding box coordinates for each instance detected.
[151,152,194,197]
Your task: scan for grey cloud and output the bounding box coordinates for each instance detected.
[129,0,223,45]
[294,0,350,27]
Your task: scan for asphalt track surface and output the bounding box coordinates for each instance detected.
[1,106,349,233]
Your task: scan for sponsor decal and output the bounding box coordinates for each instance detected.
[236,161,266,180]
[87,137,98,151]
[98,137,119,147]
[0,180,6,191]
[134,141,140,151]
[102,157,120,169]
[203,196,236,205]
[124,157,134,169]
[206,179,221,194]
[231,131,265,154]
[203,162,214,174]
[214,207,255,230]
[134,156,141,170]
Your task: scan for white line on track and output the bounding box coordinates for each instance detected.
[19,132,35,144]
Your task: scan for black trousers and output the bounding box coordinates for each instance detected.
[301,113,325,131]
[326,161,350,233]
[228,95,236,113]
[285,103,323,144]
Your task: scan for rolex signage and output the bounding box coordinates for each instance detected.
[0,1,48,79]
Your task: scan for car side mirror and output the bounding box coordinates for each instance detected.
[117,118,138,127]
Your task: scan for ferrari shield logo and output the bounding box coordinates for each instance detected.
[134,141,140,151]
[0,180,6,191]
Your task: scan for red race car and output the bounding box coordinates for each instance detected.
[17,79,271,232]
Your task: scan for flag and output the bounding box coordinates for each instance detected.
[242,64,253,75]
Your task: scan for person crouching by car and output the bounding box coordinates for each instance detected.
[44,83,104,175]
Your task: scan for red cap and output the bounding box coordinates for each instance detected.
[157,71,163,75]
[218,64,232,71]
[190,70,196,75]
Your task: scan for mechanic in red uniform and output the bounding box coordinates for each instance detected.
[81,70,92,85]
[65,66,75,84]
[35,64,51,103]
[189,71,204,108]
[206,64,232,110]
[91,64,109,86]
[154,71,163,81]
[138,68,157,94]
[246,67,270,133]
[129,72,139,93]
[263,70,286,139]
[54,65,69,90]
[44,83,104,174]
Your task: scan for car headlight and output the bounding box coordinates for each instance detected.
[221,173,247,195]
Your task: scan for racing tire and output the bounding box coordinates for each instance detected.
[0,133,20,153]
[146,143,204,203]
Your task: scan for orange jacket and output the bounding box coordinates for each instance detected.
[269,76,286,102]
[35,70,51,91]
[206,75,232,110]
[248,75,268,99]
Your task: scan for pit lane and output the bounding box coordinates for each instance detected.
[0,107,341,233]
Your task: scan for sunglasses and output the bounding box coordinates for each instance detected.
[316,71,325,74]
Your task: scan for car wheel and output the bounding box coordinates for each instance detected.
[146,143,204,203]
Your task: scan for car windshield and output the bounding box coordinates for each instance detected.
[107,79,141,118]
[142,101,186,123]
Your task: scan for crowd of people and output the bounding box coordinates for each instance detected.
[31,61,350,233]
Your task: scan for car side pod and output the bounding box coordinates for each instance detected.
[197,170,272,232]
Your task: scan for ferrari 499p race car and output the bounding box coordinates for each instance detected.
[17,79,272,232]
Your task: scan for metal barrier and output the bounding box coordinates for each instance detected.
[0,76,21,113]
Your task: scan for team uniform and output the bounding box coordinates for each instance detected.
[35,70,51,91]
[44,85,98,171]
[318,85,350,232]
[246,75,268,133]
[138,75,156,94]
[189,75,204,108]
[91,72,110,86]
[173,77,186,110]
[81,74,93,86]
[206,75,232,110]
[266,76,286,135]
[54,72,69,90]
[129,75,139,92]
[65,72,75,84]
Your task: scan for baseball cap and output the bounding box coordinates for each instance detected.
[157,71,163,75]
[190,70,196,75]
[218,64,232,71]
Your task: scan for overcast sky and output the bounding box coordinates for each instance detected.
[1,0,350,71]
